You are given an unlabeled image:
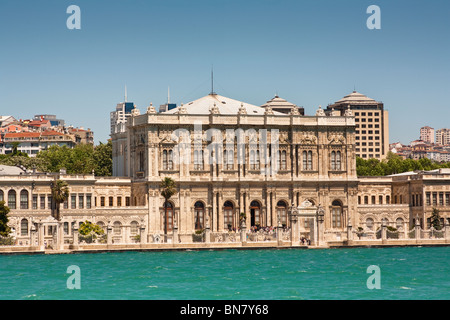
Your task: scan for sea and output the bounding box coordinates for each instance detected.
[0,246,448,300]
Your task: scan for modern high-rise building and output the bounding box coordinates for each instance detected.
[110,101,135,135]
[435,128,450,146]
[420,126,435,144]
[326,91,389,160]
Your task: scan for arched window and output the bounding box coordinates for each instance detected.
[21,218,28,236]
[250,200,261,227]
[130,221,139,235]
[277,200,288,226]
[396,218,404,230]
[366,218,374,230]
[194,201,205,230]
[20,190,29,210]
[113,221,122,235]
[331,200,343,228]
[223,201,234,230]
[8,190,16,209]
[163,202,174,233]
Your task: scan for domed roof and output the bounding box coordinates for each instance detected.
[163,93,285,116]
[260,95,303,115]
[335,91,378,104]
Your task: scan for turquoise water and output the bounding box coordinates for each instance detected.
[0,246,449,300]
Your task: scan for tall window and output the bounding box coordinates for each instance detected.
[8,190,16,209]
[331,200,343,228]
[163,202,173,233]
[117,196,122,207]
[303,151,313,170]
[194,149,204,170]
[40,195,45,209]
[249,149,260,170]
[278,151,287,170]
[162,150,173,170]
[194,201,205,230]
[71,195,77,209]
[130,221,139,235]
[32,195,38,210]
[109,196,113,207]
[223,149,234,170]
[0,190,3,202]
[223,201,234,230]
[250,200,261,227]
[20,218,28,236]
[163,150,168,170]
[86,194,92,209]
[113,221,122,235]
[277,200,288,226]
[20,190,29,209]
[79,194,84,209]
[331,151,341,170]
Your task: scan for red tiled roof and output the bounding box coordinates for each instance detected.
[4,132,40,139]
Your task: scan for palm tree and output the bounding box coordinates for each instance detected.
[51,179,69,221]
[160,177,177,235]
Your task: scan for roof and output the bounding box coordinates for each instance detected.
[335,91,379,104]
[260,95,303,113]
[0,165,26,175]
[4,132,40,139]
[163,93,285,116]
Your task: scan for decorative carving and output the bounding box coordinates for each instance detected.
[315,105,325,116]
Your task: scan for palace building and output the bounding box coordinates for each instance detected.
[111,92,360,242]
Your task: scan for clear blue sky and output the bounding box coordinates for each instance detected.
[1,0,449,144]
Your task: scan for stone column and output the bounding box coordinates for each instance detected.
[140,223,146,244]
[38,223,45,251]
[403,221,408,239]
[289,206,299,246]
[415,217,421,240]
[444,219,450,242]
[347,218,353,243]
[107,222,113,245]
[72,223,79,249]
[381,220,387,244]
[276,220,283,246]
[240,219,247,244]
[30,224,37,248]
[205,212,211,243]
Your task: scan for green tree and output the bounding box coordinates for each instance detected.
[79,220,105,236]
[93,140,112,176]
[430,207,442,230]
[51,180,70,221]
[0,201,11,237]
[160,177,177,235]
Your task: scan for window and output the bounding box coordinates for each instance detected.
[426,192,431,206]
[109,196,113,207]
[126,197,130,206]
[79,194,84,209]
[194,201,205,230]
[100,196,105,207]
[86,194,92,209]
[396,218,404,230]
[379,195,383,205]
[331,151,341,171]
[303,151,313,170]
[32,195,38,210]
[439,193,444,206]
[40,195,45,209]
[20,218,28,236]
[280,151,287,170]
[364,196,368,205]
[48,195,52,210]
[71,195,77,209]
[223,201,234,230]
[0,190,3,202]
[371,196,376,204]
[331,200,342,228]
[277,201,288,226]
[194,149,204,170]
[366,218,374,230]
[130,221,139,235]
[223,149,234,170]
[20,190,29,209]
[163,202,174,233]
[168,150,173,170]
[117,196,122,207]
[64,222,69,235]
[386,195,390,204]
[113,221,122,235]
[250,200,261,227]
[249,149,260,170]
[8,190,16,209]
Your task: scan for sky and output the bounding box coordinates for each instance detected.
[1,0,449,145]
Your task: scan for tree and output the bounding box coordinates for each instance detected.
[78,221,105,243]
[51,179,70,221]
[93,140,112,176]
[430,207,442,230]
[0,201,11,237]
[160,177,177,235]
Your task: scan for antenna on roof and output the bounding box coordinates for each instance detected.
[168,86,170,104]
[211,64,215,95]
